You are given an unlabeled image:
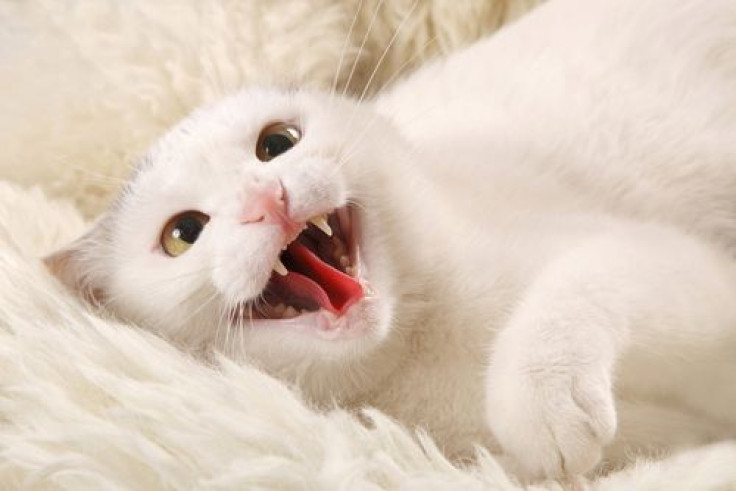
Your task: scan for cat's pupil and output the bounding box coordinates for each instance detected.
[263,133,294,158]
[173,217,203,244]
[255,123,300,162]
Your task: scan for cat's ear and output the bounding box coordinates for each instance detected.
[44,219,109,304]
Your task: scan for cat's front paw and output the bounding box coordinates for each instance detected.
[486,361,616,482]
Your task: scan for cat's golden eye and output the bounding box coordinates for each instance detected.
[160,211,210,257]
[256,122,301,162]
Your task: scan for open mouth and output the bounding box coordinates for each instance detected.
[250,206,365,320]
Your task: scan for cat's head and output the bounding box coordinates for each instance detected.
[47,88,421,395]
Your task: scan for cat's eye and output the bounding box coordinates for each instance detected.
[160,211,210,257]
[256,122,301,162]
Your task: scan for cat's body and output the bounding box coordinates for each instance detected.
[365,0,736,470]
[50,0,736,481]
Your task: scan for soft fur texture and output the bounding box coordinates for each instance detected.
[0,0,541,217]
[3,182,736,489]
[4,0,736,489]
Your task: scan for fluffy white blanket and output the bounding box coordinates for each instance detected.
[2,183,736,489]
[2,1,736,489]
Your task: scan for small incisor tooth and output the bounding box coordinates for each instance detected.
[333,237,345,255]
[284,306,298,318]
[273,258,288,276]
[309,215,332,236]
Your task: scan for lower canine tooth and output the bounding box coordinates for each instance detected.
[273,258,288,276]
[309,215,332,236]
[284,306,298,318]
[339,255,349,267]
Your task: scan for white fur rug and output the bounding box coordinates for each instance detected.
[2,183,736,489]
[2,1,736,489]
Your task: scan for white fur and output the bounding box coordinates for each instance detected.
[3,181,736,489]
[372,0,736,478]
[45,0,736,483]
[0,0,538,217]
[5,0,736,486]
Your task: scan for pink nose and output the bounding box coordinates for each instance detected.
[240,180,301,237]
[240,180,286,224]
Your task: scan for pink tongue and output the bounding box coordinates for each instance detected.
[279,243,363,314]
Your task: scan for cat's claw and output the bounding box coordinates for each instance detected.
[486,361,617,482]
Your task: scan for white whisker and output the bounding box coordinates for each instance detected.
[341,0,386,97]
[377,35,437,93]
[178,290,219,327]
[331,0,365,101]
[357,0,420,104]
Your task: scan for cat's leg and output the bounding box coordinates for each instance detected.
[485,224,736,481]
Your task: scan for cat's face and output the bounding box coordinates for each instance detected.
[49,89,413,386]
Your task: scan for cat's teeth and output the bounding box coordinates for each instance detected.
[309,215,332,236]
[339,255,349,268]
[361,281,374,296]
[283,306,298,318]
[273,303,286,316]
[333,237,346,256]
[273,258,288,276]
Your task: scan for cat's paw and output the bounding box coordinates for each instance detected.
[486,361,616,482]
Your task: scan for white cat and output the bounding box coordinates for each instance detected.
[47,0,736,482]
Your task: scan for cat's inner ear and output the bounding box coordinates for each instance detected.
[44,226,107,305]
